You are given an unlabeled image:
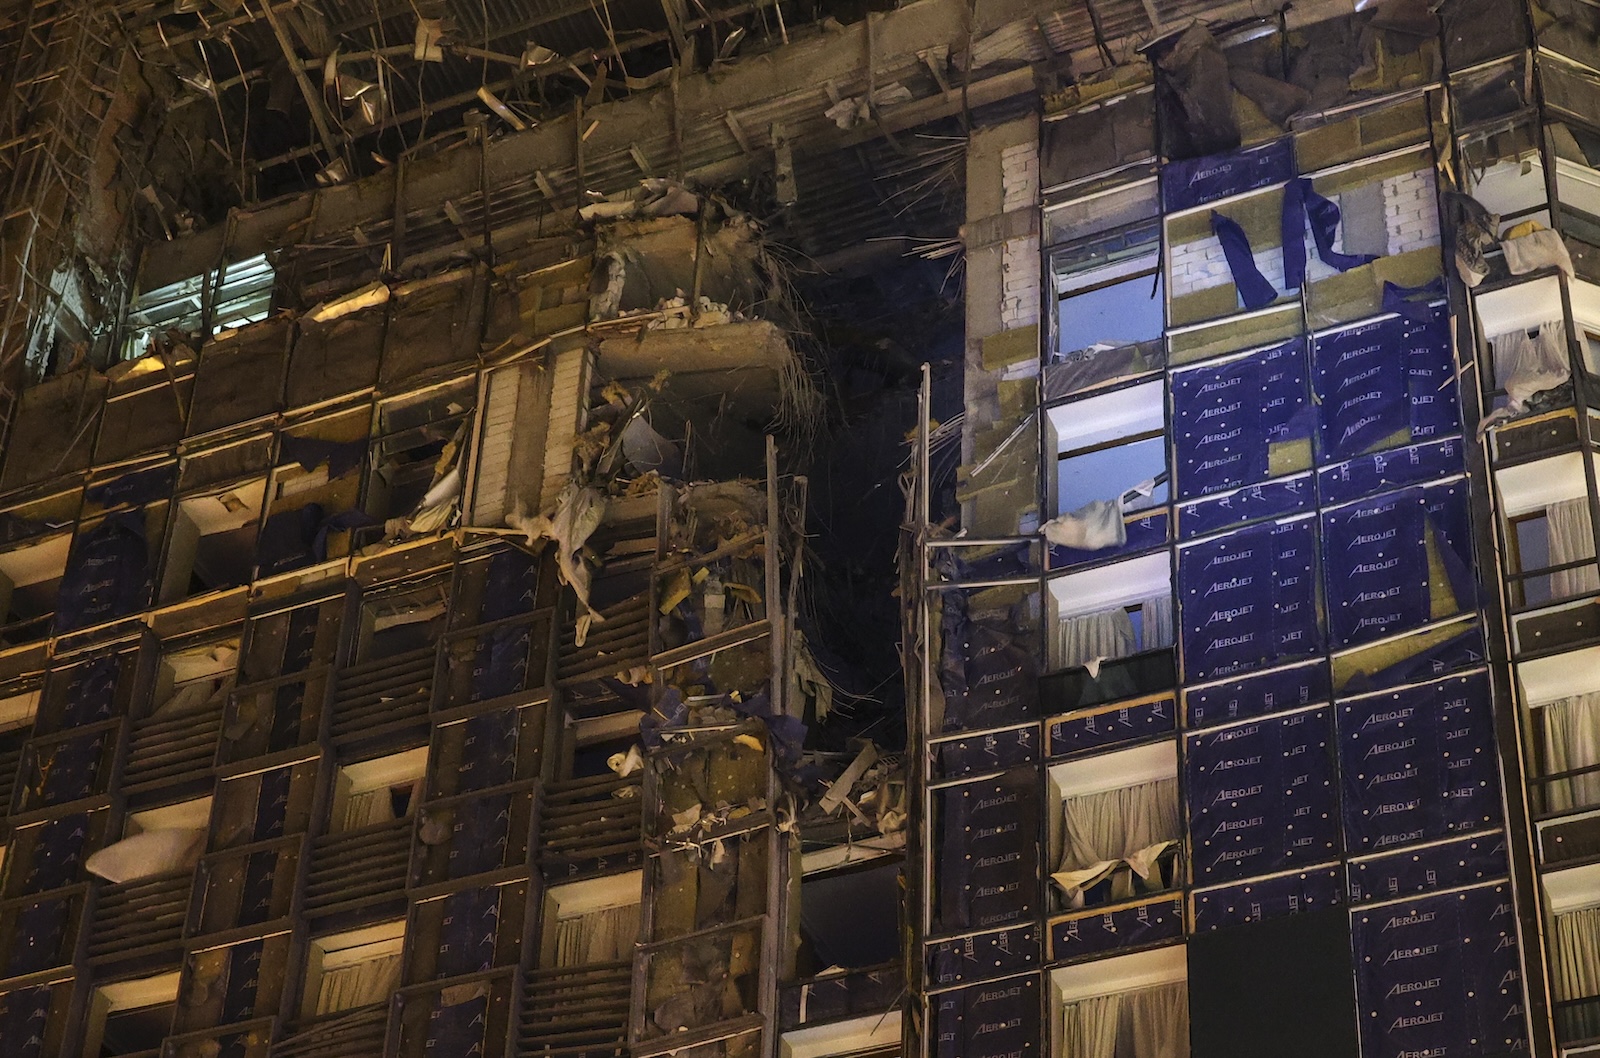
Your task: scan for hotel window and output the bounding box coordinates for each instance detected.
[1048,742,1181,910]
[82,971,180,1057]
[303,920,405,1017]
[1052,946,1189,1058]
[332,747,427,834]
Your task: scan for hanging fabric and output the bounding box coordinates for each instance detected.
[1210,211,1279,309]
[1322,488,1430,647]
[1547,497,1600,600]
[1141,595,1175,652]
[1480,320,1571,436]
[1126,982,1191,1058]
[1541,692,1600,813]
[1281,177,1378,292]
[1501,223,1575,279]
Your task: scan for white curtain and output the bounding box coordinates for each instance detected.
[1055,609,1136,672]
[1542,692,1600,813]
[1060,779,1180,872]
[1059,983,1189,1058]
[315,952,403,1014]
[554,904,640,967]
[1490,320,1570,409]
[1140,596,1174,652]
[1548,497,1600,600]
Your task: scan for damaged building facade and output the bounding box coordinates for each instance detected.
[3,0,1600,1055]
[922,0,1600,1056]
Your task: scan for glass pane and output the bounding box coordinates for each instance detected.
[1058,437,1169,515]
[1057,271,1164,358]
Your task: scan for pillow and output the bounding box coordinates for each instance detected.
[85,828,206,883]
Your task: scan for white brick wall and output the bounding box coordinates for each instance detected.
[1383,168,1440,256]
[1168,168,1439,300]
[1000,143,1038,213]
[1000,236,1040,327]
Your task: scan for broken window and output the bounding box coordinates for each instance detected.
[367,378,475,533]
[160,477,267,603]
[1042,89,1157,190]
[1045,381,1170,569]
[258,409,371,576]
[1050,223,1165,395]
[120,254,275,362]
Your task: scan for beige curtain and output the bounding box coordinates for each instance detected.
[554,904,640,967]
[1542,692,1600,813]
[1060,993,1120,1058]
[1548,497,1600,600]
[316,952,403,1014]
[1060,779,1181,872]
[1058,982,1189,1058]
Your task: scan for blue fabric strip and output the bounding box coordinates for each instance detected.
[0,986,51,1058]
[22,814,90,894]
[1347,832,1509,906]
[937,771,1039,932]
[1184,660,1330,728]
[85,463,177,509]
[1180,519,1320,681]
[456,710,519,792]
[1171,338,1311,500]
[435,886,501,979]
[447,793,512,880]
[1283,178,1377,294]
[1314,317,1412,461]
[1161,138,1296,212]
[934,977,1040,1058]
[1211,211,1280,310]
[55,511,151,632]
[1047,697,1175,757]
[1341,623,1487,697]
[1192,866,1344,931]
[427,992,489,1058]
[1050,897,1184,960]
